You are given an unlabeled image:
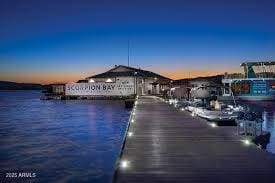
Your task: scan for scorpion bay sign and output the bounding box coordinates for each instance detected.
[65,77,135,96]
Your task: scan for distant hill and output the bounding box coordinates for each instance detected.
[173,75,223,86]
[0,81,42,90]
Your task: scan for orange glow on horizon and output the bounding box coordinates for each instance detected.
[157,66,242,80]
[164,72,219,79]
[0,73,86,85]
[0,65,242,84]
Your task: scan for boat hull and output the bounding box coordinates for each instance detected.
[195,108,238,122]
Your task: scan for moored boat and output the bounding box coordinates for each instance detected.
[185,100,244,123]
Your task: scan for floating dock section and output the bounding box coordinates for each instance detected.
[114,96,275,183]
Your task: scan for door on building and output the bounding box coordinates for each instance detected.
[137,87,142,95]
[152,84,157,95]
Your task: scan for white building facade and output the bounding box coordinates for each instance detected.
[65,65,171,97]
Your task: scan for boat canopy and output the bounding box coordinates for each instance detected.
[241,61,275,78]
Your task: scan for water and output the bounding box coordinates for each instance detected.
[0,91,275,182]
[0,91,130,183]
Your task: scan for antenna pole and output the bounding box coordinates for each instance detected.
[128,39,130,66]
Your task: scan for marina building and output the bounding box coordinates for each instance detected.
[65,65,171,98]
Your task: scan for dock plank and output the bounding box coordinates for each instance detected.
[114,96,275,183]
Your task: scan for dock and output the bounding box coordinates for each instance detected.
[114,96,275,183]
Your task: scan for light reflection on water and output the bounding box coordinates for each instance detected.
[0,91,130,182]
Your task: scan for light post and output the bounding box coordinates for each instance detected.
[154,77,158,95]
[134,72,138,96]
[170,80,173,99]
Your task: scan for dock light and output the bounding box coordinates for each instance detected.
[191,112,196,117]
[243,139,251,145]
[131,119,134,123]
[128,132,133,137]
[120,160,129,169]
[181,108,185,111]
[210,123,217,128]
[133,112,136,115]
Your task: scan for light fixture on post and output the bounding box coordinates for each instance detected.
[134,72,138,96]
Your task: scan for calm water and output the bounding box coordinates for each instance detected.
[0,91,275,182]
[0,91,130,183]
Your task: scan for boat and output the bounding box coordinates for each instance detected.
[194,107,242,122]
[180,84,244,122]
[185,99,244,123]
[222,61,275,101]
[185,100,204,113]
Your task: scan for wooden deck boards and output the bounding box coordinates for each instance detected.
[114,96,275,183]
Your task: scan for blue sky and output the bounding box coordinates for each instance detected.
[0,0,275,83]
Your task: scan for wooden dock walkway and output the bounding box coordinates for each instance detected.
[114,96,275,183]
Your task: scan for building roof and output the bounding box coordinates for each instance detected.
[173,75,223,86]
[86,65,171,81]
[240,61,275,67]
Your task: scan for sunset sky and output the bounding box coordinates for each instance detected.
[0,0,275,84]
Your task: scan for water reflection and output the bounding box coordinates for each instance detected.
[0,91,130,182]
